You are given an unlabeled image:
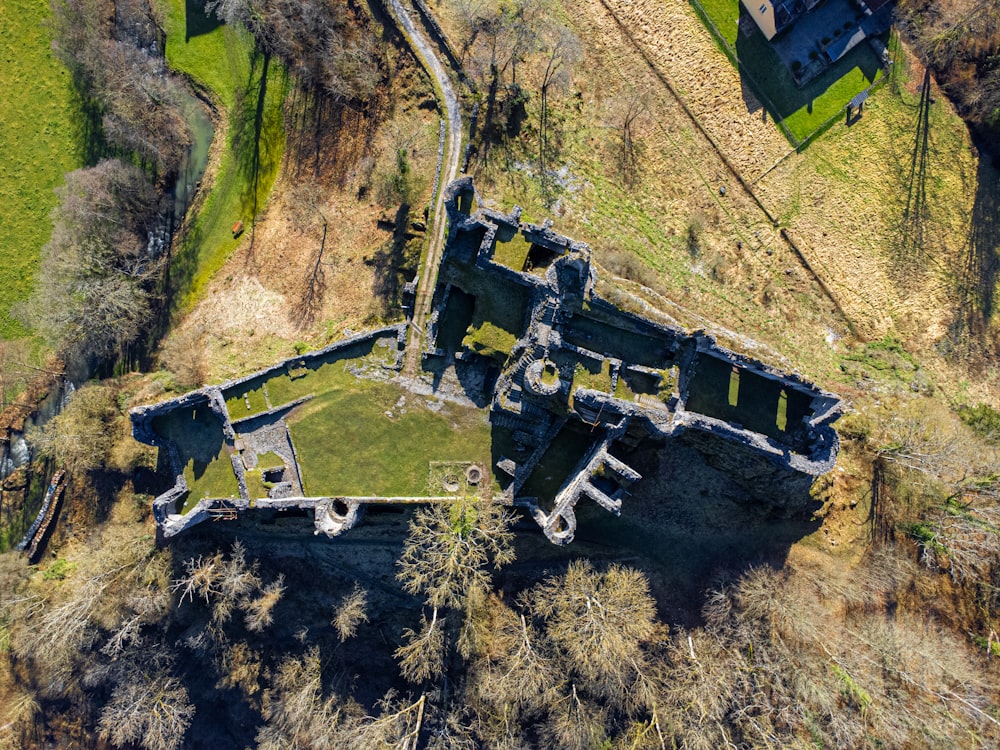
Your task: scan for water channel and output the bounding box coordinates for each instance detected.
[0,84,215,549]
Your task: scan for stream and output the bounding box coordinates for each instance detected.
[171,88,215,230]
[0,84,215,548]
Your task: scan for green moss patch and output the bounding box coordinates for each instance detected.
[464,321,517,362]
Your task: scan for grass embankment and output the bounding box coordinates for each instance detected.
[157,0,287,309]
[692,0,882,143]
[0,0,82,339]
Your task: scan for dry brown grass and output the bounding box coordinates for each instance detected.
[590,0,792,181]
[161,52,440,382]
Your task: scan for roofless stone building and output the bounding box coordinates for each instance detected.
[131,179,841,545]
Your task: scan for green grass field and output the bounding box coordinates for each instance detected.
[289,380,493,497]
[690,0,882,143]
[0,0,82,339]
[157,336,495,503]
[156,0,287,310]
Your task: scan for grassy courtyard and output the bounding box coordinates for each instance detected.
[289,381,493,497]
[153,405,240,513]
[216,336,494,498]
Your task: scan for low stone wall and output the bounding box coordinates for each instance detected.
[217,325,405,397]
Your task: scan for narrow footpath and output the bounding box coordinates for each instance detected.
[387,0,464,376]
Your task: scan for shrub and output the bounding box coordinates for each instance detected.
[791,60,802,72]
[958,403,1000,443]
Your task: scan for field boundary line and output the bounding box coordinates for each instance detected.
[685,0,799,148]
[596,0,780,226]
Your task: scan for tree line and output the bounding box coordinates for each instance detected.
[4,429,1000,750]
[896,0,1000,151]
[18,0,194,372]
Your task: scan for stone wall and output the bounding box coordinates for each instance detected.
[131,326,405,539]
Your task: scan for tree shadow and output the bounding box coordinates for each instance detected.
[285,87,382,187]
[292,223,329,329]
[367,203,420,319]
[950,149,1000,356]
[499,430,822,626]
[68,87,107,167]
[231,48,284,253]
[185,0,222,42]
[896,69,933,272]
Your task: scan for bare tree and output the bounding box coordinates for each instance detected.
[172,542,278,630]
[609,89,649,189]
[257,647,364,750]
[23,159,163,365]
[332,583,369,642]
[464,0,545,153]
[159,323,210,389]
[49,0,192,174]
[244,575,286,633]
[395,608,446,684]
[98,669,195,750]
[463,596,559,743]
[524,561,659,707]
[537,24,580,199]
[396,499,515,611]
[27,384,118,474]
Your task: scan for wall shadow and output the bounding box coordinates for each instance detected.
[500,431,821,626]
[164,516,416,748]
[367,203,420,318]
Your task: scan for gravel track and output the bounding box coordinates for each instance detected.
[386,0,464,375]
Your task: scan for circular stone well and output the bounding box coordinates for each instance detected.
[465,464,483,485]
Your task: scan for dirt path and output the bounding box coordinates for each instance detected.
[386,0,463,376]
